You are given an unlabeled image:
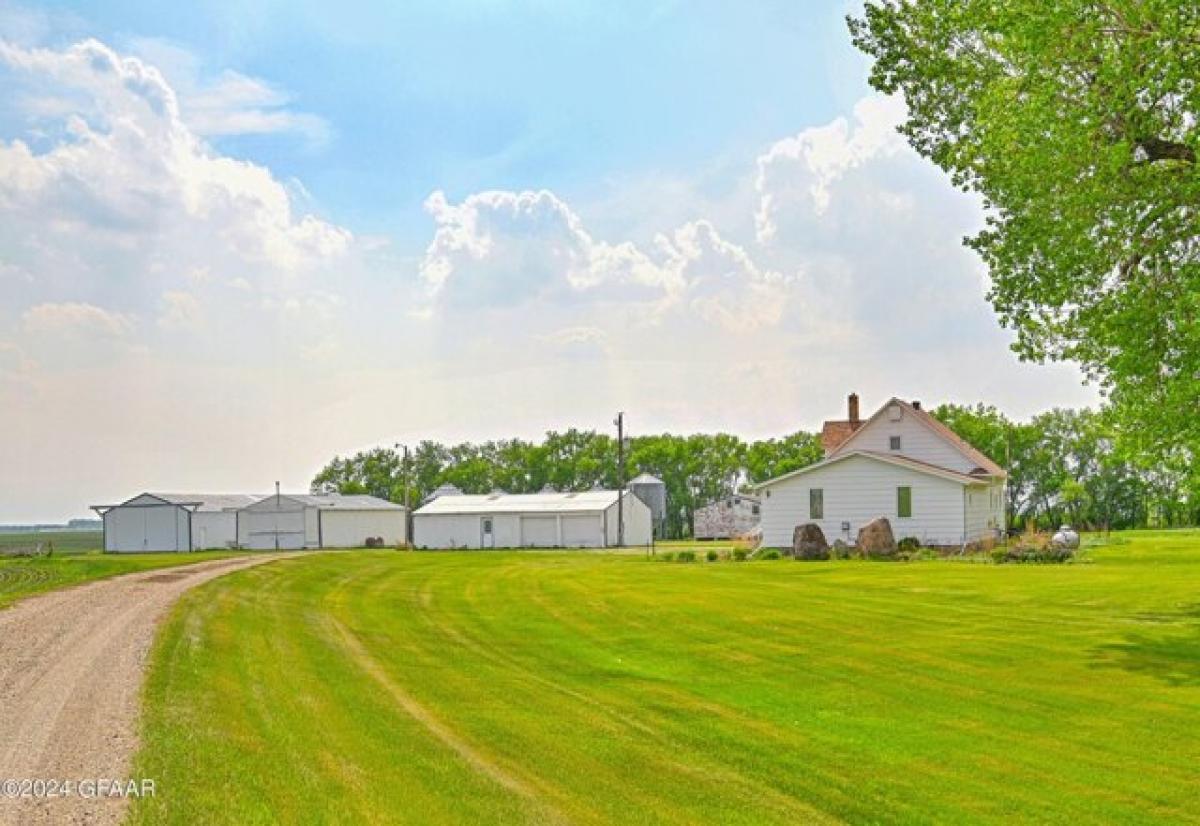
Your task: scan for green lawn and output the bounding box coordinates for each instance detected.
[0,550,245,610]
[131,532,1200,824]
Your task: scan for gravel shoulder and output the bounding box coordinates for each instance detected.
[0,553,287,825]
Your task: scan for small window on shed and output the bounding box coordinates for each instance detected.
[889,435,901,451]
[809,488,824,520]
[752,504,760,516]
[897,486,912,518]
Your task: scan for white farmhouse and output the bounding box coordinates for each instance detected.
[754,395,1006,549]
[92,493,262,553]
[238,493,407,550]
[413,490,652,549]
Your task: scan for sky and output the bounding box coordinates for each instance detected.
[0,0,1099,522]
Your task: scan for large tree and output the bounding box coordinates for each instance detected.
[850,1,1199,467]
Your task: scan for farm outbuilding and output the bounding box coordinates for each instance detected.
[693,494,761,540]
[92,493,261,553]
[237,493,406,550]
[413,490,652,549]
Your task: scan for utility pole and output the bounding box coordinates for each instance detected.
[395,442,411,547]
[614,412,625,547]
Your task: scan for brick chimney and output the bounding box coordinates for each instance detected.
[848,393,860,424]
[912,400,922,411]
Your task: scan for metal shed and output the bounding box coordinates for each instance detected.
[91,492,260,553]
[237,493,407,549]
[412,490,652,549]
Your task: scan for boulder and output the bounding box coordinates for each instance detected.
[856,517,897,558]
[792,523,830,560]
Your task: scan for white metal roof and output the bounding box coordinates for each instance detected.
[415,490,622,516]
[255,493,405,511]
[91,493,267,512]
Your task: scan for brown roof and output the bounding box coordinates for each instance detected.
[820,419,862,454]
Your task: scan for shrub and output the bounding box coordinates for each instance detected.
[676,550,697,563]
[992,531,1075,564]
[759,549,782,560]
[897,536,921,553]
[732,548,748,562]
[706,549,719,562]
[659,552,675,562]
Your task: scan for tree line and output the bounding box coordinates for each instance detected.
[312,404,1197,538]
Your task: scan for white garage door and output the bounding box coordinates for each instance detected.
[242,510,306,549]
[520,516,558,547]
[108,505,183,552]
[561,515,601,547]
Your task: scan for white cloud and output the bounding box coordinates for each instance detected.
[22,301,133,337]
[418,191,785,332]
[755,95,907,240]
[0,38,351,288]
[124,37,330,144]
[157,290,203,330]
[419,189,681,309]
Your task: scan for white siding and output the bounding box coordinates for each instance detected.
[759,454,970,548]
[414,514,481,549]
[605,493,653,547]
[239,498,308,549]
[104,496,188,552]
[964,481,1007,544]
[561,515,603,547]
[834,403,977,474]
[520,516,558,547]
[415,496,647,549]
[320,509,406,548]
[191,511,237,550]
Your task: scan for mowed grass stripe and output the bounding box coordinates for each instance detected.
[133,533,1200,824]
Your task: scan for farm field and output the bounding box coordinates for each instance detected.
[132,532,1200,824]
[0,547,245,610]
[0,529,102,554]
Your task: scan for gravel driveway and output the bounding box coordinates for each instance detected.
[0,554,285,825]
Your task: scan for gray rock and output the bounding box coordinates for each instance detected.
[856,517,897,558]
[792,523,830,560]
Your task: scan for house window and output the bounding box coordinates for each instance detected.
[809,488,824,520]
[751,504,760,516]
[889,435,901,451]
[897,486,912,518]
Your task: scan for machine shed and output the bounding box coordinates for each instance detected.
[92,492,260,553]
[413,490,652,549]
[238,493,407,550]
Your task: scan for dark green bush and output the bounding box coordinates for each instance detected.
[676,550,696,563]
[759,549,782,560]
[706,549,719,562]
[897,536,921,553]
[732,549,748,561]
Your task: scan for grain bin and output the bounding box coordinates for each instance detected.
[628,473,667,538]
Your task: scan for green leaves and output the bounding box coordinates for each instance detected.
[852,0,1200,471]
